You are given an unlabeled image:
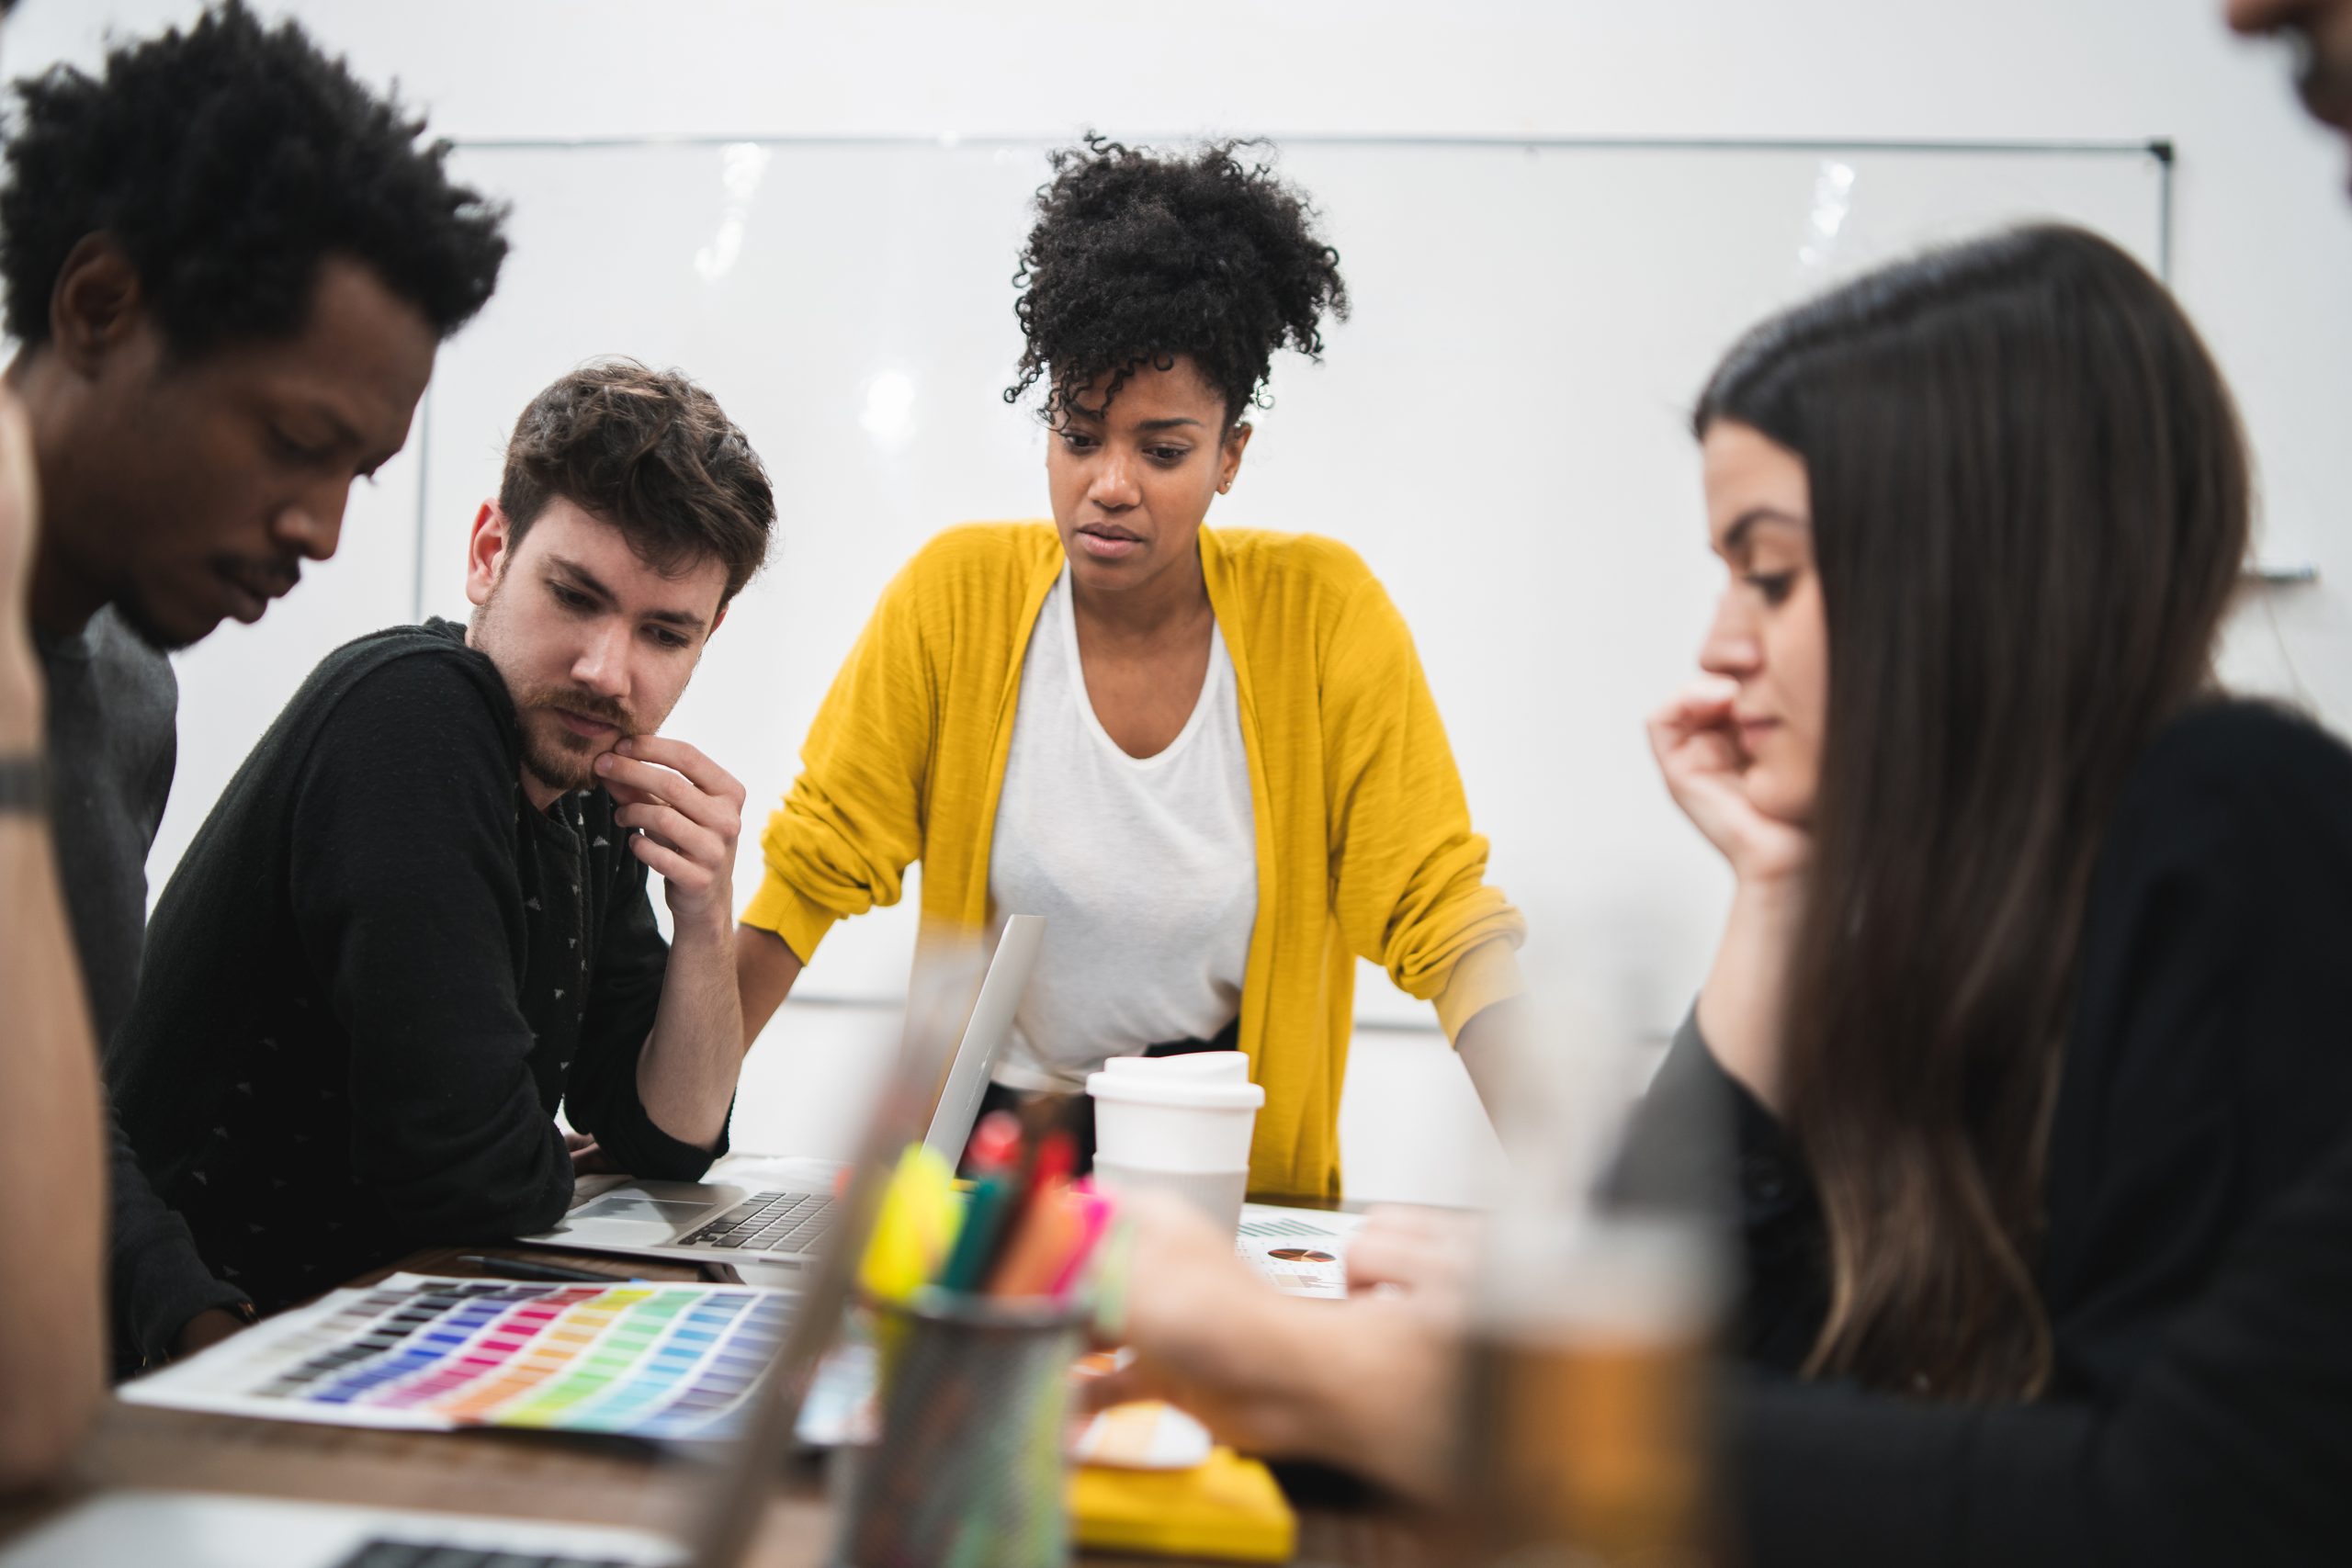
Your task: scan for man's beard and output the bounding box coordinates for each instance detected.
[514,684,634,797]
[471,575,639,798]
[112,589,193,653]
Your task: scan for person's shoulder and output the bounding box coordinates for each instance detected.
[903,521,1061,584]
[2106,698,2352,877]
[302,619,514,753]
[2128,698,2352,808]
[881,524,1061,655]
[1209,527,1377,594]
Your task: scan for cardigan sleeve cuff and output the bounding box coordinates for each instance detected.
[1433,936,1528,1043]
[739,869,840,966]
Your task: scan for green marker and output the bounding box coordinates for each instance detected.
[938,1174,1014,1293]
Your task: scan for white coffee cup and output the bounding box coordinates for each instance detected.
[1087,1052,1264,1232]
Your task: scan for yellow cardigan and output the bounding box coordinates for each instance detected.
[742,522,1524,1197]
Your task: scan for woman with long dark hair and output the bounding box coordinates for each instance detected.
[1092,224,2352,1562]
[1657,219,2267,1402]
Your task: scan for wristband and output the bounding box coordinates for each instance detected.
[0,751,46,817]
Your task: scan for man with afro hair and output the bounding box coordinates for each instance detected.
[0,0,506,1434]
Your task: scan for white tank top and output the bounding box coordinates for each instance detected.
[986,568,1258,1090]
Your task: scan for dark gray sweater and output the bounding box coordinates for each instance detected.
[107,618,725,1323]
[39,607,248,1366]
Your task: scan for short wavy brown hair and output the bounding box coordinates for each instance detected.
[499,359,774,604]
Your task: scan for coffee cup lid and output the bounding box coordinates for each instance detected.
[1085,1051,1267,1111]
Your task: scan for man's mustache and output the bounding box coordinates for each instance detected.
[523,684,634,730]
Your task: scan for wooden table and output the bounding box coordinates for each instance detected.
[0,1240,1437,1566]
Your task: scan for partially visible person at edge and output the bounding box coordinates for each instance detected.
[0,1,506,1381]
[0,16,103,1472]
[735,137,1525,1197]
[1098,215,2352,1564]
[107,360,771,1322]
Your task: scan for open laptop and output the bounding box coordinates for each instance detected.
[0,936,979,1568]
[524,913,1044,1283]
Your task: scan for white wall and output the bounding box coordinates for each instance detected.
[8,0,2349,1203]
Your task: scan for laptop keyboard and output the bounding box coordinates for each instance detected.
[330,1539,647,1568]
[677,1189,836,1255]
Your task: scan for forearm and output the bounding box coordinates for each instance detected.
[735,921,803,1049]
[1693,877,1804,1113]
[636,914,743,1150]
[0,793,107,1488]
[1454,995,1525,1142]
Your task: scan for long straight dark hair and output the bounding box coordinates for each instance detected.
[1693,225,2250,1399]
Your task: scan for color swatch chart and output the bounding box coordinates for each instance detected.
[123,1272,791,1440]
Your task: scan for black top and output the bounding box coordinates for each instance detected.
[39,608,248,1362]
[107,619,724,1328]
[1635,701,2352,1563]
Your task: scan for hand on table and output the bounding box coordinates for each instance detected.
[565,1130,616,1176]
[594,737,745,932]
[1084,1193,1303,1445]
[1344,1205,1483,1308]
[173,1305,252,1362]
[1085,1192,1462,1500]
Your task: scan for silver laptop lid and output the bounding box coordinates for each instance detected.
[680,933,992,1568]
[919,912,1044,1164]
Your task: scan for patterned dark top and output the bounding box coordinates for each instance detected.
[107,619,725,1321]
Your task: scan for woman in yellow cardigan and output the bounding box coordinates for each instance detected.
[736,137,1523,1198]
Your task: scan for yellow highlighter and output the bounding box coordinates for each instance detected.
[858,1144,963,1305]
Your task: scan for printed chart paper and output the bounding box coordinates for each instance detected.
[1233,1204,1364,1299]
[122,1272,792,1440]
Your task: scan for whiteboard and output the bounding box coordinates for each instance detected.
[196,136,2170,1032]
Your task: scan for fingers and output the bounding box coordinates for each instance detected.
[1646,677,1740,754]
[1076,1359,1165,1415]
[616,797,725,867]
[596,738,742,908]
[611,736,747,810]
[596,751,740,839]
[1647,675,1753,799]
[1345,1206,1479,1297]
[628,827,715,894]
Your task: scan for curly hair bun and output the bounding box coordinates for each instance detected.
[1007,134,1349,426]
[0,0,507,355]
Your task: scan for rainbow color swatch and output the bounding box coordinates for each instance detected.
[122,1272,792,1440]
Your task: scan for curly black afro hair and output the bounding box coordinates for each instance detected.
[0,1,506,355]
[1007,135,1349,428]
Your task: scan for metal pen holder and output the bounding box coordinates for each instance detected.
[831,1290,1086,1568]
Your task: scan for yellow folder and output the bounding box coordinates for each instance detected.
[1069,1446,1297,1562]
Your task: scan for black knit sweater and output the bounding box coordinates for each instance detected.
[107,619,724,1327]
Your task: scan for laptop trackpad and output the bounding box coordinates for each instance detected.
[558,1195,710,1240]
